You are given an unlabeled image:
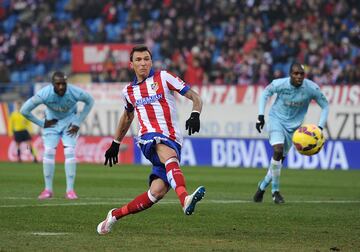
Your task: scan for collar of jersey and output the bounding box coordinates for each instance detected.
[289,78,304,89]
[131,69,155,86]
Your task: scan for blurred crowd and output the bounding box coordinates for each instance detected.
[0,0,359,85]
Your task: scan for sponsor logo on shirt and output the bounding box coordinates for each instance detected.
[285,100,305,107]
[136,94,163,106]
[47,101,72,112]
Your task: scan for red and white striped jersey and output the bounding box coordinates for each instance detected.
[122,70,190,146]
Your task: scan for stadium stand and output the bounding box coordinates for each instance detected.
[0,0,359,93]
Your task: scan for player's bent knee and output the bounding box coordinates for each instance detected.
[273,146,284,161]
[43,147,56,164]
[149,186,168,201]
[273,152,283,161]
[64,146,75,156]
[148,190,163,203]
[150,177,169,201]
[64,146,76,163]
[44,147,56,156]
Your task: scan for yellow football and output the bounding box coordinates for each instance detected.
[292,124,325,156]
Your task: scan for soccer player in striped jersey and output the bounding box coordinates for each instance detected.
[253,63,329,204]
[97,45,205,235]
[21,71,94,200]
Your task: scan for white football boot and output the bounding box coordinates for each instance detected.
[97,208,117,235]
[183,186,206,215]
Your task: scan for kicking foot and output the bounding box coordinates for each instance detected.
[183,186,206,215]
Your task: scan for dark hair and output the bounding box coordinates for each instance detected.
[52,71,67,82]
[130,45,152,61]
[289,62,304,74]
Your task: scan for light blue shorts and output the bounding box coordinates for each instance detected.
[42,114,79,149]
[267,119,295,155]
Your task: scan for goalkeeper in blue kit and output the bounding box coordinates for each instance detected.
[253,63,329,203]
[21,72,94,200]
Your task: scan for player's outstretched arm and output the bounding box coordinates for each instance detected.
[184,88,203,136]
[104,110,134,167]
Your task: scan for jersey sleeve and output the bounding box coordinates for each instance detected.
[121,86,134,112]
[71,86,95,126]
[258,81,276,115]
[163,71,190,95]
[20,94,45,127]
[312,84,329,129]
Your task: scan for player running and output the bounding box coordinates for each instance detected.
[97,45,205,235]
[253,63,329,204]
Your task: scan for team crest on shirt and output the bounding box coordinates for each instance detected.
[151,82,159,92]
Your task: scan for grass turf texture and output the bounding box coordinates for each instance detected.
[0,162,359,252]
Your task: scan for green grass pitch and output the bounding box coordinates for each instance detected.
[0,162,359,251]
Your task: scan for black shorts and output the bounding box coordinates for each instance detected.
[14,130,32,143]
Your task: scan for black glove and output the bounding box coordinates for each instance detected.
[318,126,323,130]
[104,141,120,167]
[256,115,265,133]
[185,111,200,136]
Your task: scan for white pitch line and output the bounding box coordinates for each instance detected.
[31,232,70,236]
[4,197,359,204]
[1,199,360,208]
[2,196,135,201]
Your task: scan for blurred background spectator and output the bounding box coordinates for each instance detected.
[0,0,359,86]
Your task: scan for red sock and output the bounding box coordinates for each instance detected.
[165,158,188,206]
[112,191,155,220]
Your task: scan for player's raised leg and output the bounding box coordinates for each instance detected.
[165,157,188,206]
[162,151,205,214]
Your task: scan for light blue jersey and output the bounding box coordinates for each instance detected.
[259,77,328,154]
[21,84,94,128]
[21,84,94,148]
[256,77,329,194]
[259,77,329,132]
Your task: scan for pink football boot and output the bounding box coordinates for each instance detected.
[38,189,53,200]
[65,190,78,200]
